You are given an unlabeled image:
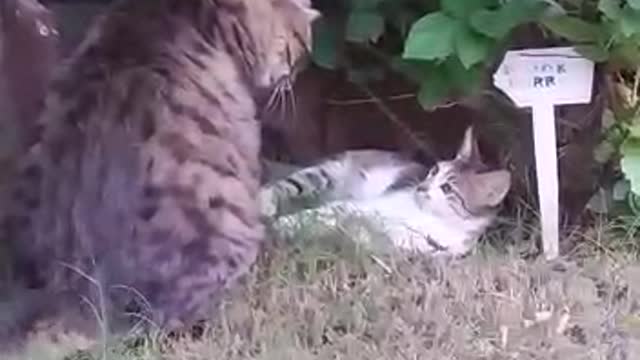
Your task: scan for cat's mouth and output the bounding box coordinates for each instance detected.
[414,190,429,209]
[415,186,429,198]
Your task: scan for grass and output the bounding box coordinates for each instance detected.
[2,211,640,360]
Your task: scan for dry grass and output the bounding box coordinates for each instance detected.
[3,213,640,360]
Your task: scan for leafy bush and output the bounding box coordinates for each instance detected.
[311,0,552,108]
[541,0,640,212]
[311,0,640,215]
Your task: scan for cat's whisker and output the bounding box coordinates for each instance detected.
[275,84,287,121]
[285,79,298,121]
[280,84,291,121]
[265,86,281,113]
[278,82,288,117]
[268,78,291,114]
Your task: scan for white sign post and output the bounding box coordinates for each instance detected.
[493,47,595,260]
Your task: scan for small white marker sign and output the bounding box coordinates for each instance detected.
[493,47,595,260]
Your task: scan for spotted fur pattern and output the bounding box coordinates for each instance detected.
[1,0,319,331]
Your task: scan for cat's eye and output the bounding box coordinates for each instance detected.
[428,164,439,177]
[440,183,453,194]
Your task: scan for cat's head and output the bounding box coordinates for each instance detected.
[209,0,319,89]
[195,0,318,111]
[260,0,320,87]
[94,0,319,90]
[414,127,511,219]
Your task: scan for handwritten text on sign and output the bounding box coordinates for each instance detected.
[493,47,594,260]
[531,63,566,87]
[494,47,594,107]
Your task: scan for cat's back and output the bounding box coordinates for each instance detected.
[36,0,260,243]
[7,0,270,330]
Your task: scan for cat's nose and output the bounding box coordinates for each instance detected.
[416,185,428,194]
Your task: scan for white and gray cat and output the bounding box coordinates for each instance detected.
[260,127,511,256]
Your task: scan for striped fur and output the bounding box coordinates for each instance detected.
[264,127,512,255]
[1,0,319,333]
[261,150,429,216]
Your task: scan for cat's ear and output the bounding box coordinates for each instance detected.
[455,126,481,164]
[472,170,511,207]
[283,0,321,21]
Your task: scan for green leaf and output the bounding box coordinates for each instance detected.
[345,11,385,43]
[574,44,610,62]
[621,138,640,195]
[542,16,600,42]
[627,191,640,215]
[389,56,428,83]
[613,180,631,201]
[311,18,341,69]
[447,60,484,96]
[602,108,616,130]
[470,1,547,39]
[629,0,640,10]
[403,12,460,61]
[609,41,640,68]
[385,7,421,36]
[598,0,622,19]
[470,9,512,38]
[454,26,492,68]
[500,0,549,24]
[441,0,498,19]
[594,140,616,164]
[417,69,451,109]
[620,7,640,37]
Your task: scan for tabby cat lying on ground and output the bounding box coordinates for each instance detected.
[261,127,511,255]
[1,0,319,335]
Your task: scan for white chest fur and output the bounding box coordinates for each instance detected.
[272,192,492,256]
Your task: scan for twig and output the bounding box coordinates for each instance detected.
[351,83,438,160]
[369,254,392,275]
[325,93,416,105]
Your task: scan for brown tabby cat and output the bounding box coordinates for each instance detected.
[2,0,319,332]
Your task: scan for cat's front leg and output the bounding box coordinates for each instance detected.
[259,187,278,217]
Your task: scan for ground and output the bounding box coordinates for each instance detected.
[2,214,640,360]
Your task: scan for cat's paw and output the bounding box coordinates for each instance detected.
[259,188,278,217]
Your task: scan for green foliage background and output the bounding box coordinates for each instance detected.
[311,0,640,216]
